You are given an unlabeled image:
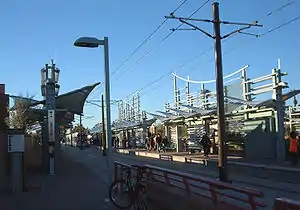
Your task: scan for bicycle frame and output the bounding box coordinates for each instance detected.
[124,167,146,202]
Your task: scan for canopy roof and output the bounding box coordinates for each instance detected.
[10,82,100,115]
[154,89,300,124]
[110,118,157,132]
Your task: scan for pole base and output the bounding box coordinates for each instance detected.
[218,166,231,183]
[102,149,107,156]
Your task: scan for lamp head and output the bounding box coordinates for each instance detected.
[74,37,104,48]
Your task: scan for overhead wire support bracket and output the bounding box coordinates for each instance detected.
[238,31,260,37]
[179,19,214,38]
[168,14,263,40]
[170,28,197,31]
[220,20,263,27]
[221,25,252,39]
[165,15,213,23]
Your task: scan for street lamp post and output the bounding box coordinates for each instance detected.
[74,37,112,186]
[41,59,60,175]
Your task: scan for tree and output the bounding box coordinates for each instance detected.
[181,125,188,139]
[72,124,86,133]
[8,94,35,131]
[156,123,165,135]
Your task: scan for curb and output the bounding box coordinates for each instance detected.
[115,149,300,173]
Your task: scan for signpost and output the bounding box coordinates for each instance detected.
[48,109,55,175]
[8,134,25,153]
[8,133,25,193]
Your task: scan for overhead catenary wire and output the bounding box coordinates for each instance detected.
[114,0,212,80]
[128,1,298,99]
[259,15,300,37]
[221,15,300,57]
[111,0,188,77]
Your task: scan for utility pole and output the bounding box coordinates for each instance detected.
[101,94,107,156]
[213,3,227,180]
[166,2,262,182]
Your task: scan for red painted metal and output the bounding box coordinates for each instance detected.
[114,161,266,209]
[274,198,300,210]
[182,176,191,195]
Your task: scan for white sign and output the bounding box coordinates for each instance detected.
[48,110,55,142]
[8,134,25,152]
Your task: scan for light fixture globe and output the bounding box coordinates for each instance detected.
[41,84,46,97]
[54,67,60,84]
[41,68,47,85]
[55,84,60,96]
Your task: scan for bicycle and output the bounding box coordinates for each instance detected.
[109,165,147,210]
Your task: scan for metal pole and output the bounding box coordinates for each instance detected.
[186,76,190,108]
[45,61,56,175]
[103,37,113,187]
[242,69,248,110]
[274,68,286,162]
[174,75,178,108]
[101,94,106,155]
[70,127,73,147]
[79,115,82,150]
[213,2,228,182]
[201,83,206,109]
[142,111,147,144]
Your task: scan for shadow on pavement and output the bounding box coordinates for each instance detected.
[0,153,117,210]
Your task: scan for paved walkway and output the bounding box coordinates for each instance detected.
[116,148,300,170]
[0,151,117,210]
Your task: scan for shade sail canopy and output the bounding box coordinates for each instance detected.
[54,82,100,114]
[11,82,100,115]
[10,96,40,110]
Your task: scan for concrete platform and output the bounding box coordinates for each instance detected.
[115,148,300,184]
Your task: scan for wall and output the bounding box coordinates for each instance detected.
[244,118,277,160]
[24,135,42,171]
[0,84,9,193]
[147,181,238,210]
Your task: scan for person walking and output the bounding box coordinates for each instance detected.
[201,133,211,157]
[156,134,162,152]
[288,131,299,166]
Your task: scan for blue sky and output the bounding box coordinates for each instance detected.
[1,0,300,128]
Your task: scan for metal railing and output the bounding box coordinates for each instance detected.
[113,161,266,210]
[274,198,300,210]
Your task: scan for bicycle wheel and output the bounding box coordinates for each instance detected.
[109,180,134,209]
[134,200,147,210]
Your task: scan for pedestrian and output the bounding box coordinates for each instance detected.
[150,135,155,151]
[145,137,150,151]
[288,131,299,166]
[123,137,127,149]
[201,133,211,157]
[156,134,162,152]
[116,137,120,148]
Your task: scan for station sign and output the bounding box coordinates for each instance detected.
[48,109,55,142]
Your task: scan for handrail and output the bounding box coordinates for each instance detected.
[274,197,300,210]
[113,161,266,209]
[144,164,263,197]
